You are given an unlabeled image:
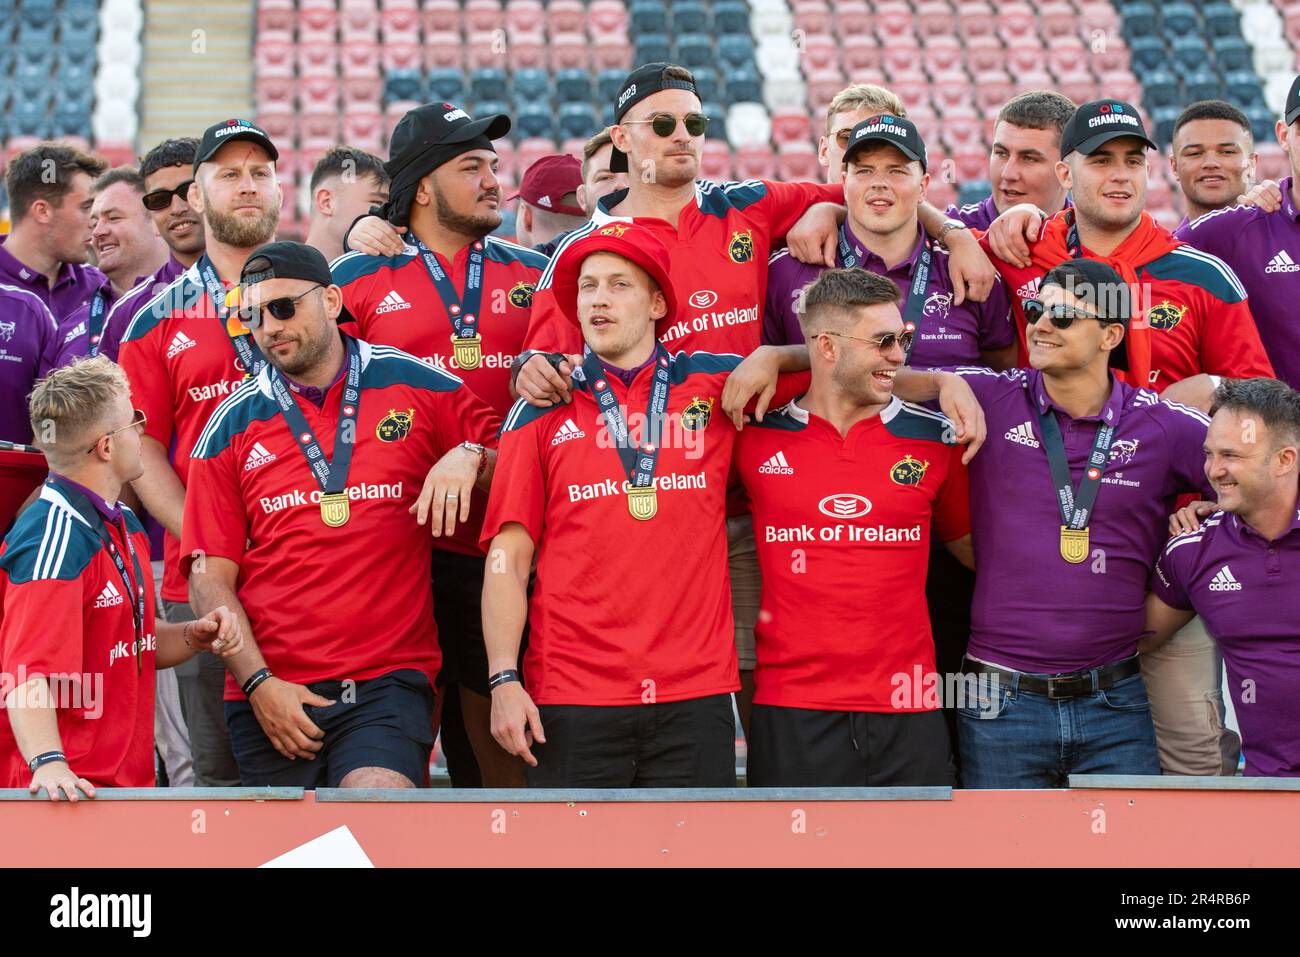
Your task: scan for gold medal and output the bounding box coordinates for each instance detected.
[453,333,482,370]
[320,491,350,527]
[627,486,658,521]
[1059,525,1089,564]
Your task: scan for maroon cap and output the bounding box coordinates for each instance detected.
[507,154,585,217]
[551,223,679,331]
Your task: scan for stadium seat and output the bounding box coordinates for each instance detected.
[1256,142,1288,183]
[423,32,463,70]
[954,0,996,39]
[595,68,626,106]
[714,0,751,36]
[257,103,295,142]
[1202,2,1240,39]
[874,1,913,40]
[343,111,384,152]
[1152,105,1182,146]
[1058,75,1099,108]
[938,108,985,150]
[915,0,954,40]
[506,0,545,35]
[732,143,775,181]
[801,35,838,73]
[718,34,755,69]
[588,0,628,37]
[547,0,585,35]
[508,31,547,70]
[1127,36,1167,74]
[428,68,468,103]
[257,0,295,34]
[677,34,715,71]
[517,137,559,171]
[690,67,720,104]
[703,101,729,142]
[700,140,734,181]
[971,72,1014,115]
[1160,3,1199,38]
[776,141,819,181]
[805,70,848,113]
[465,31,507,69]
[1038,1,1077,40]
[342,75,382,111]
[630,1,669,35]
[1119,2,1157,39]
[1004,40,1045,77]
[637,34,672,66]
[471,99,510,125]
[880,39,923,75]
[1184,71,1225,105]
[724,66,764,106]
[1245,104,1275,143]
[931,71,976,115]
[1225,71,1264,109]
[1091,37,1131,74]
[791,0,831,36]
[296,43,337,78]
[384,69,425,105]
[515,103,556,140]
[1170,36,1209,73]
[673,1,709,34]
[509,67,547,104]
[550,32,588,71]
[421,0,460,34]
[554,69,592,105]
[380,40,420,72]
[995,2,1037,42]
[464,0,504,34]
[301,75,341,112]
[770,107,812,147]
[558,102,597,141]
[592,34,632,72]
[834,34,879,74]
[1213,37,1253,75]
[964,35,1004,74]
[471,68,509,105]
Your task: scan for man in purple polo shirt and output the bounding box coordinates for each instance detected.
[1175,76,1300,390]
[0,286,59,444]
[902,259,1213,787]
[1168,101,1258,231]
[54,167,169,366]
[99,139,205,365]
[766,115,1017,370]
[0,144,108,321]
[1148,378,1300,777]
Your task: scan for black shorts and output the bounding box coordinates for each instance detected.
[526,694,737,788]
[224,668,435,788]
[431,548,489,695]
[747,705,955,788]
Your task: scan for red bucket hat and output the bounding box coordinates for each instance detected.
[550,222,679,331]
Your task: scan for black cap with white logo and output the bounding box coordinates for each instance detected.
[842,115,928,171]
[193,118,280,173]
[609,62,700,173]
[1285,75,1300,125]
[1058,99,1157,157]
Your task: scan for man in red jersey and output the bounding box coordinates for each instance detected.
[737,269,970,786]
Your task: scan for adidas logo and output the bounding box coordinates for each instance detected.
[166,330,197,358]
[1265,250,1300,273]
[1004,421,1040,448]
[1209,564,1243,592]
[244,441,277,472]
[537,195,552,208]
[758,451,794,475]
[1016,278,1041,301]
[551,418,585,445]
[376,290,413,313]
[94,580,124,609]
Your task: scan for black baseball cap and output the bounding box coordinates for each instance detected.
[239,241,352,326]
[193,118,279,172]
[1285,75,1300,125]
[1059,99,1157,157]
[842,115,927,171]
[609,62,700,174]
[1038,258,1131,370]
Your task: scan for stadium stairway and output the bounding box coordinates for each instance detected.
[139,0,256,148]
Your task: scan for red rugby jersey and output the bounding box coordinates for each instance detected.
[735,398,969,712]
[0,481,158,787]
[117,260,256,602]
[332,234,547,556]
[180,335,501,699]
[522,179,844,356]
[481,349,806,706]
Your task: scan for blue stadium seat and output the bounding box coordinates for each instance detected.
[637,34,672,65]
[16,44,54,70]
[472,99,510,124]
[516,103,557,140]
[1118,1,1156,39]
[18,20,55,47]
[676,34,713,70]
[1212,36,1253,75]
[600,105,617,130]
[1142,71,1179,110]
[1203,2,1240,38]
[470,67,508,104]
[60,16,99,48]
[722,66,763,104]
[1152,105,1182,146]
[53,71,94,104]
[1183,71,1223,105]
[512,68,550,104]
[64,1,98,31]
[56,59,95,91]
[596,69,625,104]
[1245,104,1274,142]
[10,100,51,138]
[718,34,755,69]
[629,1,668,35]
[1170,36,1209,73]
[672,1,709,34]
[384,69,425,105]
[427,68,467,102]
[554,69,592,104]
[702,101,727,141]
[558,102,598,141]
[713,1,750,36]
[18,0,56,29]
[13,63,51,101]
[1127,36,1168,74]
[690,66,720,104]
[958,181,992,207]
[61,0,98,19]
[1225,71,1264,109]
[1160,3,1198,38]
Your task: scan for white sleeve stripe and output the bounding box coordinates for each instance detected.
[1164,533,1204,555]
[50,511,72,578]
[897,400,952,424]
[192,381,264,455]
[367,346,465,386]
[538,221,599,288]
[36,510,71,580]
[1169,246,1248,300]
[1186,205,1248,230]
[1158,398,1212,425]
[33,505,60,580]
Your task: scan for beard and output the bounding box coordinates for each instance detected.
[205,201,280,248]
[264,325,336,379]
[435,186,501,239]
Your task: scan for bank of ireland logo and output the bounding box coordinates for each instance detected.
[376,408,415,442]
[681,395,714,431]
[1147,300,1186,331]
[728,230,754,264]
[818,493,872,519]
[508,281,535,308]
[689,290,718,309]
[890,455,930,486]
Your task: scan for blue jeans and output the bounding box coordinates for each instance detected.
[958,671,1160,788]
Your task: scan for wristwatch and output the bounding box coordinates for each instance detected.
[460,441,488,476]
[937,219,969,246]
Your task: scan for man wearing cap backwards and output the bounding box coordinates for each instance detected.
[900,260,1215,787]
[331,103,547,787]
[510,154,588,254]
[738,268,973,787]
[116,118,284,787]
[182,241,502,788]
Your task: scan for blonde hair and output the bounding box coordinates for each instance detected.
[29,356,130,464]
[825,84,908,134]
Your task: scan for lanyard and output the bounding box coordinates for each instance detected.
[196,254,266,376]
[268,335,362,498]
[57,482,147,674]
[87,288,109,357]
[1036,408,1115,530]
[413,237,483,342]
[1065,214,1084,260]
[837,222,931,361]
[581,343,671,489]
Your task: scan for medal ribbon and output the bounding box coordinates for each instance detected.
[836,222,931,362]
[269,335,362,498]
[414,237,484,341]
[197,254,266,376]
[1036,408,1115,530]
[87,288,109,357]
[581,344,671,490]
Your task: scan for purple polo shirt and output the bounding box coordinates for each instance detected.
[1153,505,1300,776]
[954,366,1212,673]
[1175,178,1300,386]
[0,236,105,322]
[52,277,116,368]
[0,283,60,443]
[763,227,1014,367]
[946,195,1073,231]
[49,471,123,524]
[98,255,188,364]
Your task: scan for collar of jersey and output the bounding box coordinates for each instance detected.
[1030,368,1125,426]
[1230,505,1300,543]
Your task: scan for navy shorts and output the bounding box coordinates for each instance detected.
[225,668,435,788]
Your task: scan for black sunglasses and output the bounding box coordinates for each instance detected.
[622,111,710,138]
[1022,299,1115,329]
[246,285,322,329]
[141,180,195,212]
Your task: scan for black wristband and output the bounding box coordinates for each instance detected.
[510,350,566,388]
[488,669,521,690]
[28,750,66,773]
[242,668,273,698]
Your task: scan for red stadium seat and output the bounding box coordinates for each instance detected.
[996,2,1037,42]
[792,0,832,37]
[340,37,381,77]
[381,40,422,71]
[298,43,339,78]
[342,74,382,110]
[931,72,977,115]
[971,72,1014,115]
[1078,0,1120,35]
[465,0,505,34]
[700,140,733,181]
[588,0,628,36]
[1106,75,1141,107]
[299,75,340,113]
[938,108,984,150]
[95,140,137,169]
[1039,1,1079,40]
[341,15,379,43]
[834,0,873,35]
[874,1,913,40]
[1005,39,1046,77]
[256,75,294,106]
[493,137,519,181]
[465,31,507,69]
[382,4,421,42]
[424,32,464,70]
[887,71,930,110]
[257,0,295,35]
[771,108,812,148]
[802,35,839,73]
[385,100,419,141]
[1257,143,1289,183]
[560,137,588,158]
[506,0,545,34]
[951,146,987,183]
[880,40,923,75]
[840,35,882,73]
[964,35,1004,74]
[257,104,295,142]
[905,103,938,128]
[734,143,776,181]
[805,69,849,113]
[592,33,633,71]
[776,142,820,182]
[518,137,560,171]
[922,36,964,74]
[927,177,956,211]
[508,31,547,70]
[422,0,460,34]
[1090,37,1130,74]
[1047,35,1087,65]
[915,0,953,40]
[1057,73,1098,107]
[343,111,385,153]
[550,32,589,71]
[955,1,996,39]
[548,0,585,35]
[255,38,295,78]
[299,114,342,153]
